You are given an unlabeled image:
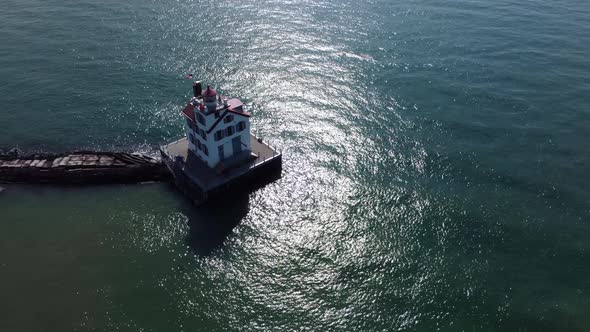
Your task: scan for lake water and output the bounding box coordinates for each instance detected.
[1,0,590,330]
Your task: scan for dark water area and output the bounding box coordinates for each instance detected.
[1,0,590,331]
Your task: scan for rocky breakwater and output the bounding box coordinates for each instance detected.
[0,150,170,184]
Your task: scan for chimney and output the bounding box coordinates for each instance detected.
[193,81,202,97]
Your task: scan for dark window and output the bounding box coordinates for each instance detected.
[237,121,246,132]
[214,130,224,141]
[188,133,195,144]
[200,129,206,140]
[214,111,220,118]
[196,113,205,126]
[224,115,234,123]
[203,145,208,156]
[226,126,235,137]
[196,140,202,149]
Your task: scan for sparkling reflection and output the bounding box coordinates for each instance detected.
[2,0,590,330]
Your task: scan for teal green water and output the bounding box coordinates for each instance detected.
[1,0,590,330]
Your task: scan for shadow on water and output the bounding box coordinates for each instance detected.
[181,190,250,256]
[178,168,282,256]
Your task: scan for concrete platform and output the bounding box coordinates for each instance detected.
[160,134,282,203]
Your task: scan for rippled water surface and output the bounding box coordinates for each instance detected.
[1,0,590,331]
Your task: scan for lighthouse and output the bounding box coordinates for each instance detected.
[181,82,252,169]
[160,80,282,204]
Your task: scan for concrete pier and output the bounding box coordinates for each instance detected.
[160,134,282,204]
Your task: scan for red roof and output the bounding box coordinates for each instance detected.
[227,98,251,117]
[227,98,243,109]
[202,86,217,97]
[182,97,250,130]
[181,103,195,122]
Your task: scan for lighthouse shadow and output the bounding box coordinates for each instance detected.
[182,191,250,256]
[176,164,282,256]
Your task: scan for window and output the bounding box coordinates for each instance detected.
[200,129,206,140]
[196,113,205,126]
[214,130,224,141]
[224,115,234,124]
[203,145,208,156]
[187,119,197,131]
[196,140,202,150]
[188,133,195,144]
[226,126,235,137]
[236,121,246,132]
[214,111,220,118]
[218,145,225,161]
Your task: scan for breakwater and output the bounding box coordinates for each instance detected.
[0,151,169,184]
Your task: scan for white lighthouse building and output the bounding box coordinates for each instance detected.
[181,82,252,169]
[160,80,282,204]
